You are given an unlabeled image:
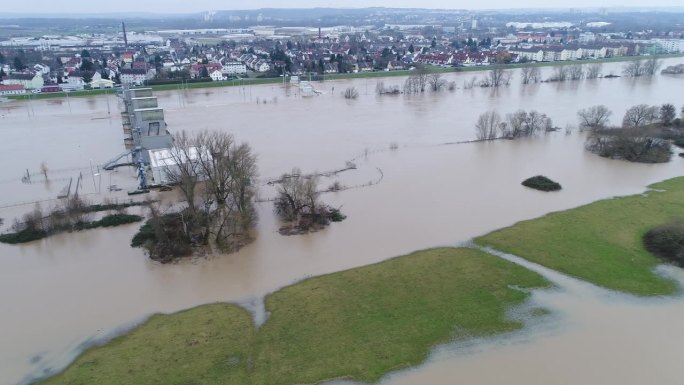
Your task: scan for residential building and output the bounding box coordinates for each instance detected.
[2,73,44,90]
[0,84,26,96]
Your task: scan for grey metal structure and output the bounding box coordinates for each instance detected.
[103,87,173,172]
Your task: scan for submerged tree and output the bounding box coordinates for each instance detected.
[577,105,612,130]
[503,110,553,138]
[481,67,511,87]
[404,65,431,93]
[585,63,603,79]
[475,111,502,140]
[660,104,676,126]
[622,104,659,128]
[520,66,541,85]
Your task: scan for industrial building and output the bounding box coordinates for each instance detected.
[103,87,175,192]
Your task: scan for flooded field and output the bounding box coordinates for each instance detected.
[1,59,684,385]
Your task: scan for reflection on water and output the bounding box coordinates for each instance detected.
[1,59,684,385]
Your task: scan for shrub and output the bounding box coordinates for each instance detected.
[643,220,684,267]
[131,214,192,263]
[74,214,143,230]
[522,175,562,192]
[674,138,684,148]
[0,228,48,244]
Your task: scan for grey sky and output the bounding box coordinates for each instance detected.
[1,0,682,14]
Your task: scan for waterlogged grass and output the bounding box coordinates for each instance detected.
[42,247,549,385]
[42,304,255,385]
[476,177,684,296]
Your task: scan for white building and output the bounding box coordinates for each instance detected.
[652,39,684,53]
[210,69,224,81]
[222,62,247,75]
[148,146,203,185]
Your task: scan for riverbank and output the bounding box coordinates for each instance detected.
[41,247,550,385]
[476,177,684,296]
[8,53,684,101]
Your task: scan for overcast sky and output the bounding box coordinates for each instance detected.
[1,0,682,14]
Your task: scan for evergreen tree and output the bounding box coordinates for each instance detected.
[200,66,210,78]
[13,57,26,71]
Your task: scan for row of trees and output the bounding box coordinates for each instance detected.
[403,66,455,93]
[577,103,683,130]
[622,57,663,77]
[475,110,554,140]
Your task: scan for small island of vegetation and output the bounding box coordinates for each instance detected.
[0,197,146,245]
[643,220,684,267]
[521,175,562,192]
[579,103,684,163]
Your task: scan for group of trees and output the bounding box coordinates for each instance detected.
[520,66,541,84]
[622,57,663,77]
[403,65,455,93]
[480,67,511,88]
[520,63,602,85]
[273,169,345,234]
[579,103,684,130]
[579,104,678,163]
[138,130,259,260]
[475,109,553,140]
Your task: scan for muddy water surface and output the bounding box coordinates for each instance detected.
[1,59,684,384]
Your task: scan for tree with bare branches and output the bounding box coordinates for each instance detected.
[568,64,584,81]
[475,111,503,140]
[404,65,431,93]
[481,67,511,87]
[520,66,541,84]
[622,104,660,128]
[585,63,602,79]
[577,105,613,130]
[428,73,447,91]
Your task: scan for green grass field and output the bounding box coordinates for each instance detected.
[42,247,549,385]
[476,177,684,296]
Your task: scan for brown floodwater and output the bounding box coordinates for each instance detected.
[1,59,684,385]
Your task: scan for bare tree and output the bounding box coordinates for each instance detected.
[343,87,359,99]
[504,110,553,138]
[622,60,645,77]
[275,168,319,221]
[548,65,569,82]
[622,104,660,128]
[463,76,478,90]
[568,64,584,81]
[481,67,511,87]
[428,73,447,91]
[643,57,663,76]
[621,59,660,77]
[375,81,386,95]
[164,131,201,211]
[40,162,48,180]
[520,66,541,84]
[660,104,676,126]
[577,105,613,130]
[194,130,259,245]
[585,63,603,79]
[404,65,430,93]
[475,111,502,140]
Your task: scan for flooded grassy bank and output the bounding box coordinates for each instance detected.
[41,248,550,385]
